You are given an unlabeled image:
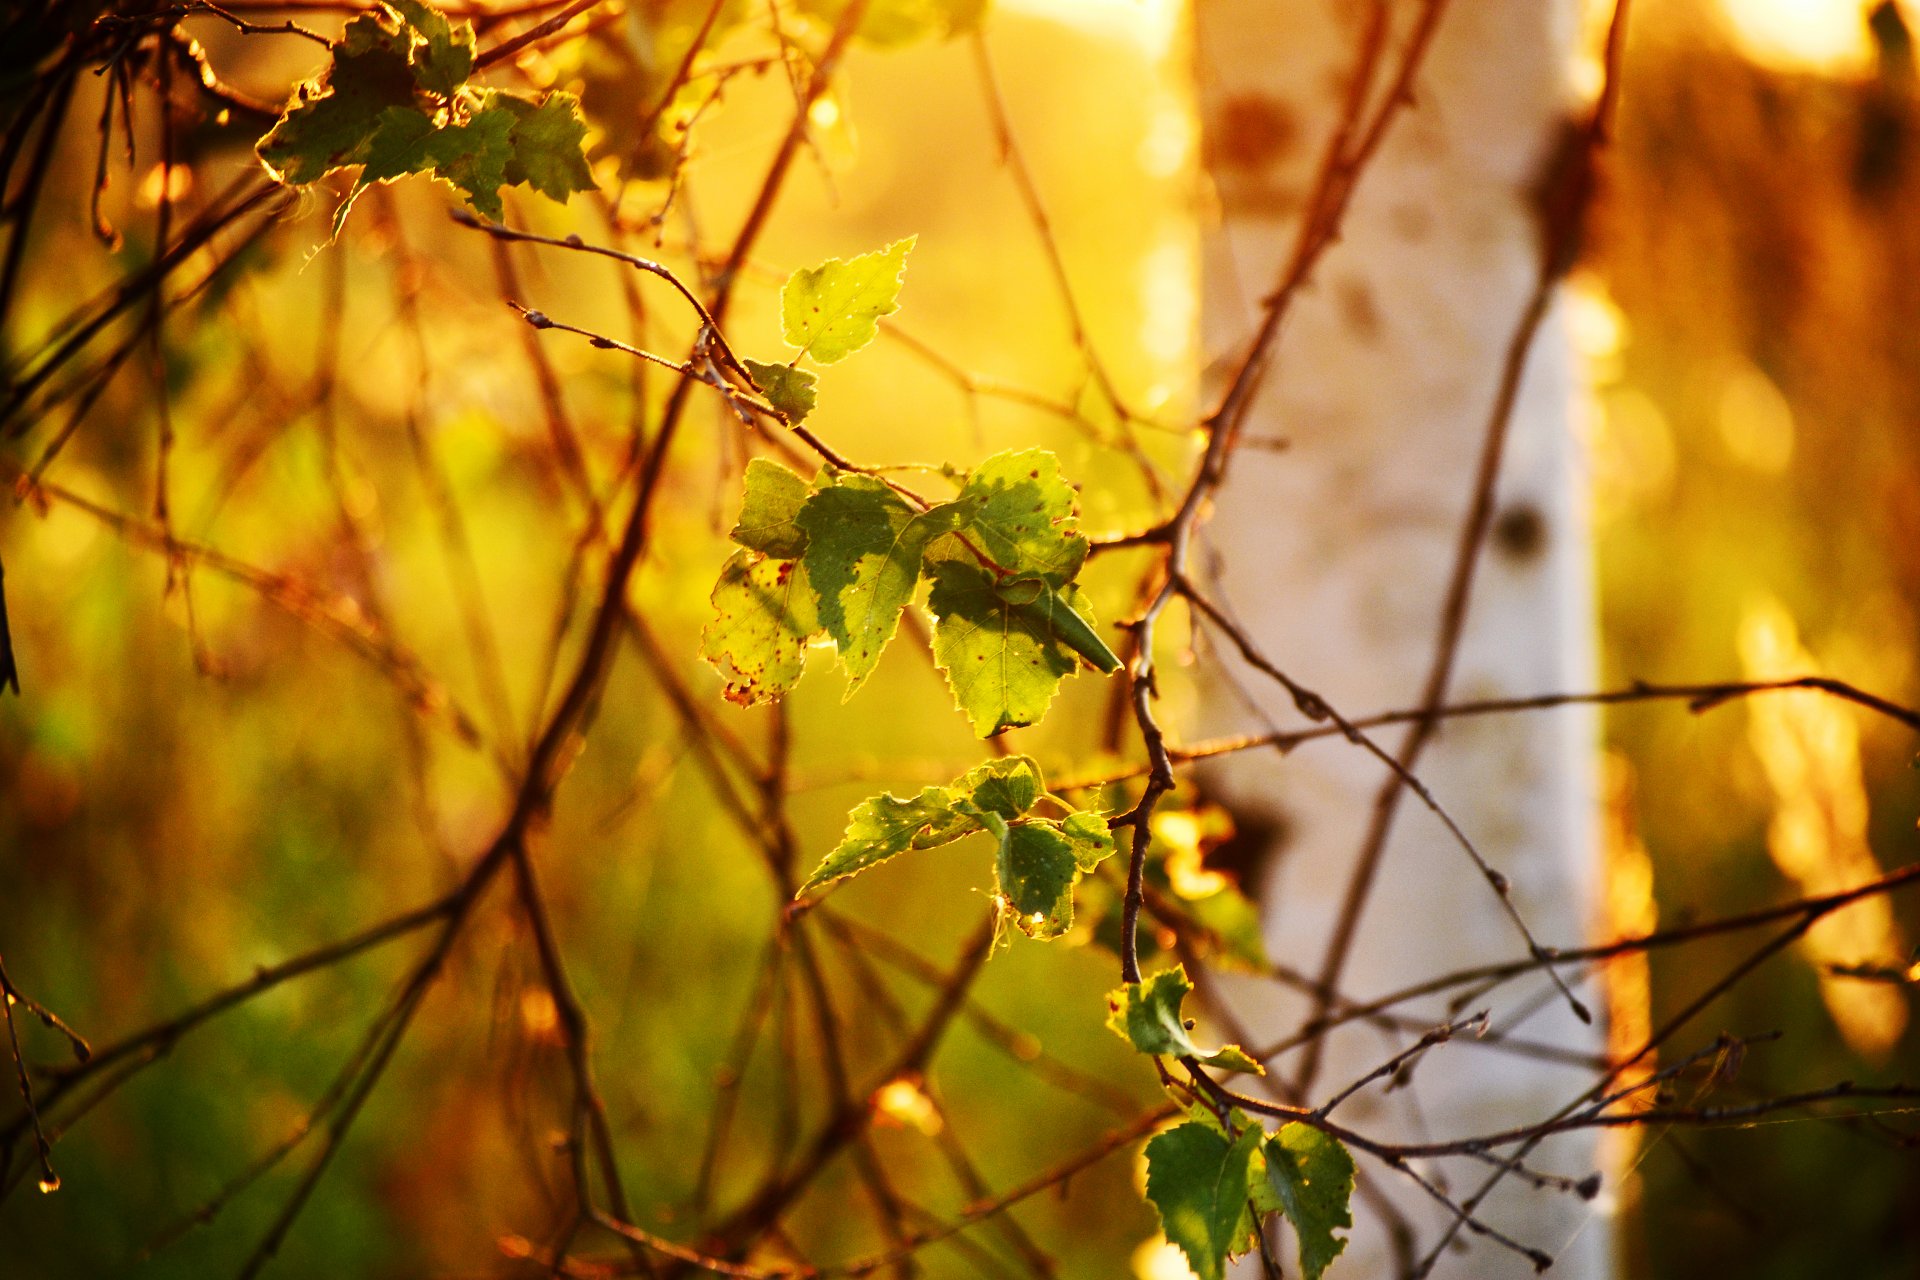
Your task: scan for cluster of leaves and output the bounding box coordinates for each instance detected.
[1109,967,1354,1280]
[1145,1106,1355,1280]
[698,233,1357,1273]
[796,756,1112,939]
[255,0,594,229]
[702,239,1118,736]
[701,448,1120,736]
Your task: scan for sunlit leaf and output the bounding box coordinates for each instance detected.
[796,475,977,692]
[1253,1124,1355,1280]
[925,554,1092,737]
[388,0,473,97]
[729,458,813,558]
[781,237,915,365]
[744,358,819,425]
[992,811,1113,939]
[482,90,597,204]
[956,448,1088,586]
[1144,1118,1262,1280]
[800,787,968,893]
[1105,966,1263,1074]
[257,13,417,185]
[947,755,1045,827]
[700,550,820,706]
[797,756,1048,895]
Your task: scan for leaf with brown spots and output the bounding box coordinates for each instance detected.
[700,549,820,706]
[956,448,1088,586]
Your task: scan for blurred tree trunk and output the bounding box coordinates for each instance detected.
[1192,2,1611,1275]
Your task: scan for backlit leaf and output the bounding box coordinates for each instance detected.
[956,448,1088,585]
[993,812,1113,939]
[797,756,1048,896]
[744,359,819,425]
[800,787,968,894]
[781,238,915,365]
[1254,1124,1355,1280]
[700,550,820,706]
[483,90,597,204]
[925,554,1082,737]
[729,458,813,559]
[1144,1118,1262,1280]
[1105,966,1263,1074]
[796,475,978,692]
[388,0,473,97]
[257,13,416,185]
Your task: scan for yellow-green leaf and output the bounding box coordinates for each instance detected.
[701,550,820,706]
[780,238,915,365]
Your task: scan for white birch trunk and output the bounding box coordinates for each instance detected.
[1191,2,1611,1276]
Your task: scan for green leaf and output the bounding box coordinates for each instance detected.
[800,788,966,894]
[258,13,418,185]
[388,0,474,97]
[948,755,1044,826]
[796,756,1044,896]
[1255,1125,1355,1280]
[344,104,514,225]
[729,459,812,558]
[1105,966,1264,1074]
[993,813,1113,939]
[956,448,1088,585]
[744,359,819,425]
[796,475,977,692]
[354,105,441,185]
[256,10,592,224]
[484,90,597,204]
[781,237,915,365]
[1060,809,1117,868]
[425,107,516,220]
[924,555,1081,737]
[700,550,820,707]
[1144,1119,1262,1280]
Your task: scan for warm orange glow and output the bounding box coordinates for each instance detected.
[1598,753,1656,1214]
[1740,596,1909,1059]
[871,1076,944,1136]
[1717,0,1876,74]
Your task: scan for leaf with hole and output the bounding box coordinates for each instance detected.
[1106,965,1263,1073]
[990,810,1114,939]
